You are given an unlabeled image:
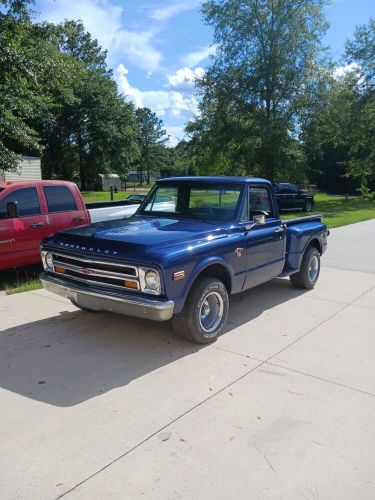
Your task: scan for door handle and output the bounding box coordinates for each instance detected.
[30,222,45,228]
[73,216,85,222]
[274,227,284,234]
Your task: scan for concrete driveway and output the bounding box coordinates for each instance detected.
[1,220,375,500]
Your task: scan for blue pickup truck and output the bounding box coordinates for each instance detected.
[40,177,329,344]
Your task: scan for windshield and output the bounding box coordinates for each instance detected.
[138,183,243,221]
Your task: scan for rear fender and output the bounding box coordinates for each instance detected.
[283,222,327,274]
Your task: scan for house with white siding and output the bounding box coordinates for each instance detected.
[1,156,42,181]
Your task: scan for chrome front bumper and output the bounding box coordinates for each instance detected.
[40,272,174,321]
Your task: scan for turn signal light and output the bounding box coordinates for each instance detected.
[55,266,66,274]
[124,280,139,289]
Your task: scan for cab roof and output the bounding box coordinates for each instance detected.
[0,180,75,189]
[157,176,270,185]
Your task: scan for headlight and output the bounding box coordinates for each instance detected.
[145,270,160,290]
[139,268,161,294]
[42,251,54,271]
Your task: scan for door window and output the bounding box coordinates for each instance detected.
[43,186,77,213]
[249,187,272,216]
[0,188,41,218]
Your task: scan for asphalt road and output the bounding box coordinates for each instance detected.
[1,219,375,499]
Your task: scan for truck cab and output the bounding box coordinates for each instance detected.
[0,180,89,270]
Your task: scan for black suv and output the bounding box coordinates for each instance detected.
[274,183,314,212]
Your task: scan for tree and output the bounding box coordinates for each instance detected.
[0,6,141,188]
[135,108,168,184]
[167,140,198,177]
[188,0,329,181]
[36,20,140,188]
[343,18,375,192]
[300,68,356,193]
[0,0,43,170]
[302,19,375,195]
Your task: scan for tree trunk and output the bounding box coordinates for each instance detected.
[78,136,86,190]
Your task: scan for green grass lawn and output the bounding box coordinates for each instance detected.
[0,265,43,295]
[82,189,150,203]
[281,193,375,228]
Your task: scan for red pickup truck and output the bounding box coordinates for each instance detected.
[0,180,90,270]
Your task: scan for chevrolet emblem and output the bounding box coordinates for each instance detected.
[79,268,93,275]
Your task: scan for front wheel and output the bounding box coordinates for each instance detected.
[290,246,320,289]
[171,277,229,344]
[303,200,313,212]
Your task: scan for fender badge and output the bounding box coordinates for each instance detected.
[235,248,244,257]
[173,270,185,281]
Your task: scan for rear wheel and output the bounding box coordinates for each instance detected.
[171,277,229,344]
[290,246,320,289]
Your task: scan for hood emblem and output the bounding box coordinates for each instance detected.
[57,241,118,255]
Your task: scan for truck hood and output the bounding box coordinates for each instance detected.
[45,216,230,263]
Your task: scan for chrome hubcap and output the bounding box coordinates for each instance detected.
[308,255,319,282]
[199,292,224,333]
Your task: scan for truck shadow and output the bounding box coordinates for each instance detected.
[0,278,307,407]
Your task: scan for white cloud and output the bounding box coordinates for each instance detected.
[183,45,217,67]
[116,64,199,119]
[112,30,162,73]
[165,126,186,147]
[167,67,205,91]
[38,0,162,72]
[150,0,202,21]
[333,63,361,78]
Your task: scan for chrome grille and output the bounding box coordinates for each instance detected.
[51,252,139,291]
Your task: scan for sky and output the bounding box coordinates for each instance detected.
[34,0,375,146]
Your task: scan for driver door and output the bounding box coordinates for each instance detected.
[243,185,286,289]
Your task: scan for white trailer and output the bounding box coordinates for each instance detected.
[98,173,121,192]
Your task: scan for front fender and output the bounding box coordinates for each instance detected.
[168,256,235,315]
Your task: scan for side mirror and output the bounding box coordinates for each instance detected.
[7,201,19,218]
[253,214,266,225]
